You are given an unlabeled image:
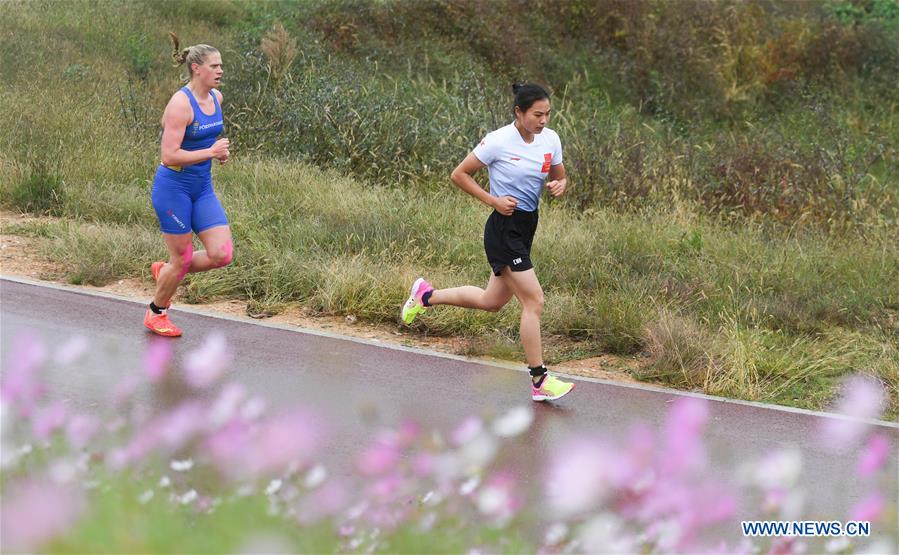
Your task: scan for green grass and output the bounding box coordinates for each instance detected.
[4,158,896,417]
[3,1,896,228]
[45,470,532,554]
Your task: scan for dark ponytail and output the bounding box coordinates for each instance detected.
[512,82,550,116]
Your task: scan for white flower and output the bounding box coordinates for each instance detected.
[578,514,634,554]
[346,501,368,520]
[544,523,568,546]
[653,519,683,552]
[265,479,283,496]
[3,444,34,469]
[491,405,534,438]
[183,332,231,388]
[753,448,802,490]
[459,476,481,496]
[170,459,194,472]
[176,489,198,505]
[460,434,499,471]
[208,382,246,427]
[241,397,267,421]
[1,402,13,469]
[826,537,850,553]
[236,484,255,498]
[303,465,328,489]
[477,487,505,515]
[48,459,78,485]
[856,538,896,555]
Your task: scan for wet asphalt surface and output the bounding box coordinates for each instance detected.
[2,276,897,542]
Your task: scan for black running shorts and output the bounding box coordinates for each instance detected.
[483,209,539,277]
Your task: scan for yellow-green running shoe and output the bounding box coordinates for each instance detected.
[401,277,434,325]
[531,374,575,401]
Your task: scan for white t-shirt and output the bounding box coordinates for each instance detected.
[472,122,563,212]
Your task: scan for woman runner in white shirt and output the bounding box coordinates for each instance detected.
[402,83,575,402]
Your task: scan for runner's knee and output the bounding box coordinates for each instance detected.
[522,293,544,315]
[210,240,233,268]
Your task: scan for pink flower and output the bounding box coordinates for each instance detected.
[0,479,85,552]
[367,472,404,502]
[637,481,737,551]
[411,453,435,477]
[367,505,411,531]
[1,330,47,415]
[856,433,890,479]
[636,480,691,522]
[357,439,401,476]
[203,418,253,479]
[766,537,802,555]
[107,436,153,471]
[32,401,68,440]
[208,382,247,427]
[394,420,420,449]
[156,401,207,450]
[661,398,709,476]
[105,448,130,471]
[849,492,885,522]
[295,480,350,524]
[248,409,321,476]
[112,401,206,470]
[625,424,656,467]
[477,470,523,524]
[112,375,141,405]
[452,416,484,446]
[690,484,738,525]
[144,337,173,382]
[821,376,886,449]
[762,488,788,513]
[183,331,231,388]
[53,335,89,366]
[545,437,614,517]
[706,540,754,555]
[837,376,886,420]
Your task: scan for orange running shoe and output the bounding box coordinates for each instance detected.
[144,308,182,337]
[151,261,166,281]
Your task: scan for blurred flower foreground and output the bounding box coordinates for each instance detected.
[0,330,894,554]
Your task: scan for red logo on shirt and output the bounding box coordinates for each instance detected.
[510,156,521,161]
[541,153,552,173]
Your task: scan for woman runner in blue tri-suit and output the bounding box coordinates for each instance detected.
[144,33,232,337]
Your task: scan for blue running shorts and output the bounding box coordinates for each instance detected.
[151,165,228,235]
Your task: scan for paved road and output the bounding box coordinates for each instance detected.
[2,276,897,542]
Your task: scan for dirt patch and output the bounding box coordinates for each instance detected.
[1,217,66,280]
[1,210,638,383]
